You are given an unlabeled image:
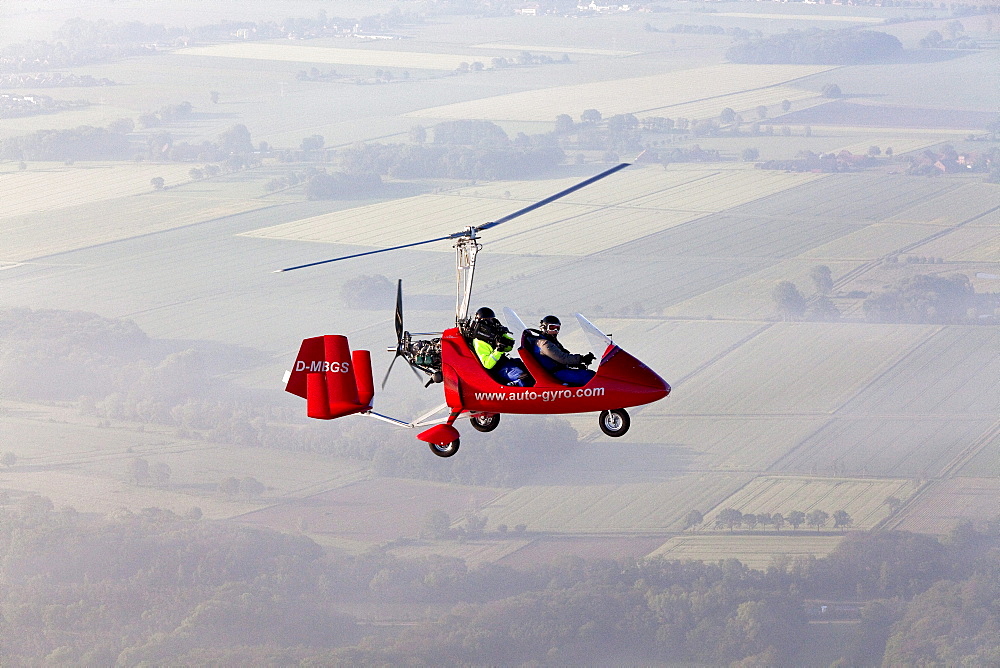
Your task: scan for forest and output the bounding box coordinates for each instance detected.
[726,29,903,65]
[2,501,1000,665]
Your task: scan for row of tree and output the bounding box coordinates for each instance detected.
[693,508,853,532]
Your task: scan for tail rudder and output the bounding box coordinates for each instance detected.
[284,335,374,419]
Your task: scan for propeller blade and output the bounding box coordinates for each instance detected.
[476,162,631,232]
[408,360,424,383]
[381,353,400,390]
[275,235,456,273]
[394,279,404,343]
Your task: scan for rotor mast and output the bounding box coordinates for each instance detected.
[454,228,481,325]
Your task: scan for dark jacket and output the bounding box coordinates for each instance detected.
[533,333,584,371]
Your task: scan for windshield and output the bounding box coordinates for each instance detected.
[501,307,528,343]
[573,312,615,353]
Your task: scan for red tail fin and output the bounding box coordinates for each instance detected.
[284,335,374,420]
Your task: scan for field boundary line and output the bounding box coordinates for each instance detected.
[20,200,286,264]
[630,70,838,117]
[831,198,1000,291]
[877,419,1000,532]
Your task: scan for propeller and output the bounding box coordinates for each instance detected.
[275,162,631,273]
[381,279,425,389]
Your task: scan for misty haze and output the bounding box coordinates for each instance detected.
[0,0,999,665]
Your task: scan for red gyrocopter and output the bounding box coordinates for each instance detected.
[278,163,670,457]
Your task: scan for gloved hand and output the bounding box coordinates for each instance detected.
[580,352,596,367]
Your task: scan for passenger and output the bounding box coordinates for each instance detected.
[469,307,531,386]
[532,315,595,386]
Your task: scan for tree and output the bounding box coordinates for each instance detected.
[218,124,254,156]
[128,457,150,485]
[150,176,165,190]
[720,107,737,125]
[301,134,324,152]
[781,99,792,112]
[833,510,853,530]
[554,114,574,134]
[868,145,882,157]
[219,476,240,497]
[809,296,840,322]
[810,265,833,294]
[188,167,204,180]
[717,508,743,532]
[807,509,829,531]
[683,509,704,529]
[151,461,171,486]
[580,109,602,125]
[756,105,768,120]
[772,281,806,320]
[409,125,426,144]
[421,509,451,539]
[210,90,220,104]
[741,147,760,162]
[821,83,842,98]
[884,496,902,513]
[772,512,785,531]
[0,452,15,467]
[239,476,265,499]
[788,510,805,530]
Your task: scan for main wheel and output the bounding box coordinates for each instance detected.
[599,409,630,437]
[470,413,500,433]
[428,439,460,457]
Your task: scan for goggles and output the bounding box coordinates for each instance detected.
[542,323,560,332]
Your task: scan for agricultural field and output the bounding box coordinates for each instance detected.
[908,227,1000,263]
[0,162,195,219]
[634,85,822,126]
[0,401,371,519]
[235,478,505,547]
[702,475,918,531]
[610,415,831,472]
[886,181,1000,228]
[0,187,276,262]
[390,538,534,568]
[799,223,946,262]
[838,327,1000,417]
[498,535,671,568]
[771,416,997,479]
[892,477,1000,536]
[406,64,836,122]
[176,43,506,72]
[242,165,825,257]
[648,534,843,570]
[664,323,937,416]
[478,471,752,533]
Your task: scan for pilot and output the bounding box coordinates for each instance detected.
[470,307,530,387]
[533,315,595,386]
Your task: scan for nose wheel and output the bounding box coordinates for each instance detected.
[599,409,630,437]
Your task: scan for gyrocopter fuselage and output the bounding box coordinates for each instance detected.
[278,163,670,457]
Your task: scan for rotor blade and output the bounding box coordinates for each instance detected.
[476,162,631,232]
[381,353,400,390]
[275,235,456,273]
[394,279,403,343]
